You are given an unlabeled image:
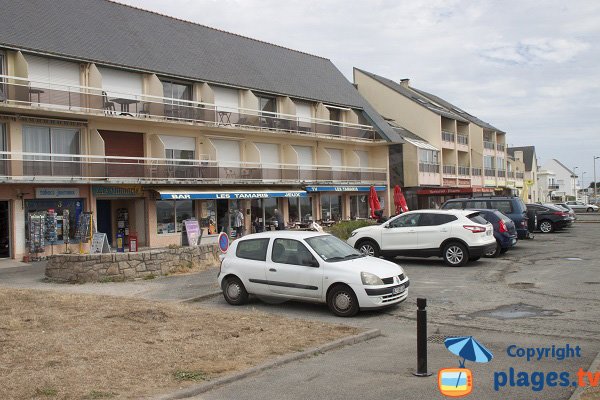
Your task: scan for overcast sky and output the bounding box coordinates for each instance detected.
[119,0,600,184]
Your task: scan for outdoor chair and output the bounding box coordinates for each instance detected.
[102,91,115,115]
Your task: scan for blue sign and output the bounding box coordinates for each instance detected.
[218,232,229,253]
[161,191,307,200]
[305,186,387,192]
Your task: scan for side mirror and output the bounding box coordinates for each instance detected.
[306,258,319,268]
[383,224,391,229]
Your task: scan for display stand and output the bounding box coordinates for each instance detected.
[28,212,46,261]
[76,212,94,254]
[45,209,58,255]
[116,208,129,246]
[62,209,70,253]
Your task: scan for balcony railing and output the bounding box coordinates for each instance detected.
[443,165,456,175]
[442,131,455,142]
[0,151,387,185]
[457,166,470,176]
[0,75,380,141]
[471,167,482,176]
[548,184,560,190]
[457,134,469,145]
[516,172,524,179]
[497,169,506,178]
[508,171,515,179]
[419,163,440,173]
[497,143,505,152]
[484,168,496,177]
[484,141,495,150]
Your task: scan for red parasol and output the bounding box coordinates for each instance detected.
[393,185,409,215]
[368,186,381,219]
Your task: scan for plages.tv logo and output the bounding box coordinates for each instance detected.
[438,336,494,397]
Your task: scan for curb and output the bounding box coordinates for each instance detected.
[177,290,222,304]
[153,328,382,400]
[569,350,600,400]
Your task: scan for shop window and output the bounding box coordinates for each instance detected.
[198,200,217,235]
[24,198,83,241]
[350,195,369,219]
[288,197,313,223]
[320,194,342,221]
[156,200,194,234]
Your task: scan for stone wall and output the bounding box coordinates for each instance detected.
[45,244,220,283]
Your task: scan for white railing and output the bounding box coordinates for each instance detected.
[0,74,380,141]
[0,151,387,184]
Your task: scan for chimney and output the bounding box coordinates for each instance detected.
[400,78,410,88]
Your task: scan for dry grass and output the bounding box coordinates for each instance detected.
[0,288,358,399]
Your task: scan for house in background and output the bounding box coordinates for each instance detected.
[507,146,539,202]
[537,168,558,202]
[538,159,578,201]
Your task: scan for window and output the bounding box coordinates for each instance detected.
[156,200,194,234]
[467,213,489,225]
[25,198,83,241]
[321,194,341,221]
[388,213,420,228]
[22,126,80,176]
[306,235,361,262]
[419,213,457,226]
[272,238,315,266]
[327,107,341,135]
[465,201,488,209]
[491,201,513,214]
[288,196,312,223]
[443,201,463,210]
[350,195,369,219]
[162,79,192,118]
[419,149,439,164]
[496,157,505,170]
[256,93,277,115]
[161,135,196,165]
[236,238,269,261]
[484,156,495,169]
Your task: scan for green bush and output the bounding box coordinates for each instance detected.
[327,220,375,240]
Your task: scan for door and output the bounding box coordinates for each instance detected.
[0,201,10,258]
[96,200,112,245]
[417,213,457,249]
[234,238,270,295]
[216,199,229,234]
[266,238,323,299]
[381,213,421,251]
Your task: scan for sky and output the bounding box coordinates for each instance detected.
[119,0,600,184]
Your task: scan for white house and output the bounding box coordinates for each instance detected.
[539,159,578,201]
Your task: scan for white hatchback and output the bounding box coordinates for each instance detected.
[218,231,409,317]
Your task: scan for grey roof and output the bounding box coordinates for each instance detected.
[386,120,426,142]
[507,146,536,171]
[0,0,399,142]
[355,68,469,123]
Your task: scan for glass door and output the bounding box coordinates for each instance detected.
[0,201,10,258]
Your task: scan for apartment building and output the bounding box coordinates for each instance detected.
[354,68,516,209]
[538,159,578,201]
[0,0,399,260]
[507,146,539,202]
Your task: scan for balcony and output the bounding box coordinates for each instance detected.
[457,166,470,176]
[0,75,380,142]
[483,141,495,150]
[484,168,496,177]
[0,151,387,185]
[471,167,482,176]
[457,134,469,145]
[497,143,505,152]
[507,171,515,179]
[497,169,506,178]
[443,165,456,175]
[516,172,524,179]
[418,163,440,173]
[548,184,560,190]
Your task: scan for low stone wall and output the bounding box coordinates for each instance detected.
[45,244,220,283]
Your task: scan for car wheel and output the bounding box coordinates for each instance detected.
[327,284,359,317]
[484,241,502,258]
[222,276,249,305]
[539,220,554,233]
[443,242,468,267]
[357,240,380,257]
[587,207,594,212]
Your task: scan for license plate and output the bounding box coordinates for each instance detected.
[393,285,405,295]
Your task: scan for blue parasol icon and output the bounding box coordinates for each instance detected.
[444,336,493,388]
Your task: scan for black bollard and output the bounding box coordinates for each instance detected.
[413,297,432,377]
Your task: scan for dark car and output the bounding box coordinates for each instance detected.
[526,204,572,233]
[472,209,518,257]
[553,203,577,222]
[442,196,530,239]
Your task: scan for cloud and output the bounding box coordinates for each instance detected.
[479,38,590,65]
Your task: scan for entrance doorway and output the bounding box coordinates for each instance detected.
[250,198,278,231]
[96,200,112,244]
[0,201,10,258]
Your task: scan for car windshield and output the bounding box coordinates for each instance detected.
[305,235,364,262]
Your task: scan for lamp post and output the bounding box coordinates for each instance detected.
[581,172,586,202]
[594,156,599,203]
[573,167,579,200]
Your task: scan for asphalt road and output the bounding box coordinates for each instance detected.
[190,221,600,400]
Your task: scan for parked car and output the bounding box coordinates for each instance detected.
[550,203,576,222]
[441,196,530,239]
[471,209,518,257]
[218,231,409,317]
[526,204,572,233]
[347,209,495,267]
[565,201,599,213]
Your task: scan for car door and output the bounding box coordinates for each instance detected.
[380,213,421,251]
[416,213,458,249]
[232,238,270,295]
[266,238,323,299]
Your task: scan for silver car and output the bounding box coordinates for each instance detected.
[565,201,599,213]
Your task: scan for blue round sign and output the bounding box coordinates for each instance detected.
[218,232,229,253]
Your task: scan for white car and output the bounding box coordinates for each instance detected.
[218,231,409,317]
[347,209,496,267]
[565,201,598,213]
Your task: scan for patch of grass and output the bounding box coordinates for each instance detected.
[173,370,208,382]
[327,219,376,240]
[82,390,117,399]
[143,274,156,280]
[98,276,125,283]
[35,387,57,397]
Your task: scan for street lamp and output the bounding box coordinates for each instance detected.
[594,156,599,203]
[573,167,579,200]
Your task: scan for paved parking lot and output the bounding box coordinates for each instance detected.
[190,221,600,400]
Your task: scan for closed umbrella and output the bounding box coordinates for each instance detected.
[368,186,381,219]
[393,185,409,215]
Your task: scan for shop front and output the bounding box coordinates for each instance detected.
[306,186,387,221]
[416,187,495,209]
[92,185,147,248]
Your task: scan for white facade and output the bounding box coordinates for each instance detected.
[537,168,557,202]
[539,159,578,201]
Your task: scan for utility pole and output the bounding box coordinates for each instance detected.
[594,156,599,203]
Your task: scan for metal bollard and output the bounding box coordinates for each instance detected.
[413,297,432,377]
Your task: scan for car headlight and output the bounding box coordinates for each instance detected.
[361,271,383,286]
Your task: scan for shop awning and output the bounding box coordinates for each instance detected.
[305,186,387,192]
[156,189,307,200]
